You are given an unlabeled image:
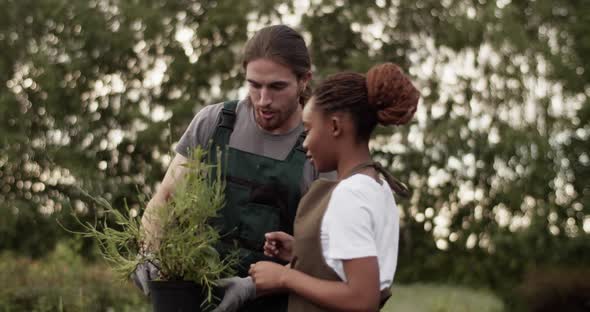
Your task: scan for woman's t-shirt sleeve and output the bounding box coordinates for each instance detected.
[323,182,377,260]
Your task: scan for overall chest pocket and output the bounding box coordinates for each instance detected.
[238,202,280,250]
[237,180,290,250]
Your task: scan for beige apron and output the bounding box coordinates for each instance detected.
[287,162,409,312]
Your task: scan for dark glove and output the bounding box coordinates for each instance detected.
[130,259,160,296]
[211,276,256,312]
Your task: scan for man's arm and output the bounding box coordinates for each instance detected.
[140,153,188,251]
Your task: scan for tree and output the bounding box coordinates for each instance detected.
[0,0,276,256]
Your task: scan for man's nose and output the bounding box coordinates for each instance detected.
[259,87,272,106]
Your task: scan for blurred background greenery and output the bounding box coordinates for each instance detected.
[1,0,589,311]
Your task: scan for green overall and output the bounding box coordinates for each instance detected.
[208,100,307,312]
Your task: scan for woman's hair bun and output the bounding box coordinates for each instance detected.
[366,63,420,126]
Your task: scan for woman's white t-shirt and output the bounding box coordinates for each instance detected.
[320,173,400,290]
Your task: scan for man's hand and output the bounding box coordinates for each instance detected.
[130,260,160,296]
[211,276,256,312]
[263,231,294,262]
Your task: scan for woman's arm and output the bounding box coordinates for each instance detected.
[250,256,380,312]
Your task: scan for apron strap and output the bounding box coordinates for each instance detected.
[379,288,392,309]
[343,161,411,198]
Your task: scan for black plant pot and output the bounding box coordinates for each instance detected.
[149,280,221,312]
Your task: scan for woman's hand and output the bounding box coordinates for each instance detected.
[249,261,289,292]
[263,231,294,262]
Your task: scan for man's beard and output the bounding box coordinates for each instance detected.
[249,97,299,132]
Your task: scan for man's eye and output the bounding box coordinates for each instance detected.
[249,82,262,89]
[270,84,287,90]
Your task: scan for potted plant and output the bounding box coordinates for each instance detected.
[63,147,238,312]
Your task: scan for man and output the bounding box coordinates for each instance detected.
[134,25,316,312]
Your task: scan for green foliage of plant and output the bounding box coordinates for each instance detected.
[152,147,238,295]
[64,147,238,304]
[0,243,149,312]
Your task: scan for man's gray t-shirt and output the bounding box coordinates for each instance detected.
[175,98,318,194]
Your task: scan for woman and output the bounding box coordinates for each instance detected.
[248,63,420,312]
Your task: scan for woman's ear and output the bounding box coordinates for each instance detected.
[330,115,342,137]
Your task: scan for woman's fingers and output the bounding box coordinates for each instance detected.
[265,231,290,243]
[263,239,280,256]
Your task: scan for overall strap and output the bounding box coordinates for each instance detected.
[214,100,239,148]
[283,126,307,163]
[295,131,307,154]
[344,161,411,198]
[208,100,238,166]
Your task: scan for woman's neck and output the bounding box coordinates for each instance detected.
[336,143,372,180]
